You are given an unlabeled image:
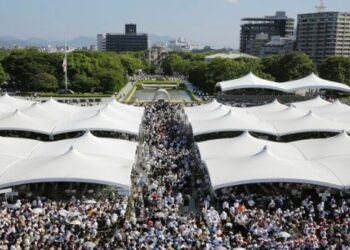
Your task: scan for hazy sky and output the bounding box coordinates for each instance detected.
[0,0,349,48]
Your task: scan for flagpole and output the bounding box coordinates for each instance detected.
[64,39,68,91]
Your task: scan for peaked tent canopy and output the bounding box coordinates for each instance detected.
[197,131,305,160]
[28,131,138,161]
[282,73,350,93]
[191,110,276,136]
[245,99,288,114]
[0,93,35,109]
[271,111,344,136]
[204,146,342,190]
[216,72,286,92]
[0,147,133,192]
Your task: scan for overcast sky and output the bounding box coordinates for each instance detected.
[0,0,349,48]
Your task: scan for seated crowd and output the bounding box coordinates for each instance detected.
[1,103,350,250]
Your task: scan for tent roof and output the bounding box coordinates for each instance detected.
[0,134,137,192]
[307,99,350,115]
[282,73,350,93]
[52,109,140,135]
[205,146,342,190]
[0,147,133,191]
[271,111,344,135]
[257,106,309,121]
[292,96,331,109]
[317,156,350,189]
[0,110,56,134]
[216,72,286,92]
[191,110,276,136]
[0,93,35,109]
[292,131,350,160]
[0,136,40,158]
[245,99,288,114]
[22,103,71,121]
[197,131,305,160]
[28,131,137,161]
[184,99,221,114]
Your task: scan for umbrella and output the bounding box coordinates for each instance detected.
[277,231,291,238]
[82,241,96,249]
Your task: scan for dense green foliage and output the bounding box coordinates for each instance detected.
[0,49,149,92]
[28,73,59,91]
[162,51,319,93]
[0,64,7,85]
[319,56,350,85]
[262,52,316,82]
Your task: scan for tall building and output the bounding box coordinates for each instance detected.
[297,12,350,64]
[240,11,294,54]
[103,24,148,52]
[97,34,106,51]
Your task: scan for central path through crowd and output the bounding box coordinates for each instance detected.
[127,102,208,248]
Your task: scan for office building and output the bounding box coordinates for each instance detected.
[240,11,294,54]
[261,36,295,57]
[297,12,350,64]
[103,24,148,52]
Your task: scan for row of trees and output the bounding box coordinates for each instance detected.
[161,52,350,93]
[0,49,150,92]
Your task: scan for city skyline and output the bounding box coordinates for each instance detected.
[0,0,349,48]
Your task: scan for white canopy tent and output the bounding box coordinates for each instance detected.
[52,109,140,136]
[282,73,350,93]
[292,131,350,160]
[184,99,221,115]
[0,147,133,192]
[306,99,350,115]
[28,131,138,161]
[215,73,350,93]
[0,136,40,158]
[0,93,34,109]
[256,106,309,121]
[291,96,330,109]
[271,111,344,136]
[191,110,276,136]
[0,110,57,134]
[197,131,305,160]
[198,131,350,190]
[216,73,286,92]
[204,146,343,190]
[245,99,288,114]
[0,132,137,192]
[0,95,144,136]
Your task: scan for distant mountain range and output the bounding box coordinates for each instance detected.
[0,34,176,49]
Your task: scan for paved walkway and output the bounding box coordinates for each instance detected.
[116,81,135,101]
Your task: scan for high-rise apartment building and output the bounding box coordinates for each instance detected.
[97,24,148,52]
[240,11,294,54]
[296,12,350,64]
[97,34,106,51]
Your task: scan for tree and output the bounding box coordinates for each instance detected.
[71,74,100,92]
[0,64,8,85]
[319,56,350,85]
[162,54,187,75]
[262,52,316,82]
[28,73,59,92]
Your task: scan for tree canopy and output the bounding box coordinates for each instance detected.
[1,49,149,93]
[319,56,350,85]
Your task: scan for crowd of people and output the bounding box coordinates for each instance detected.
[2,102,350,249]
